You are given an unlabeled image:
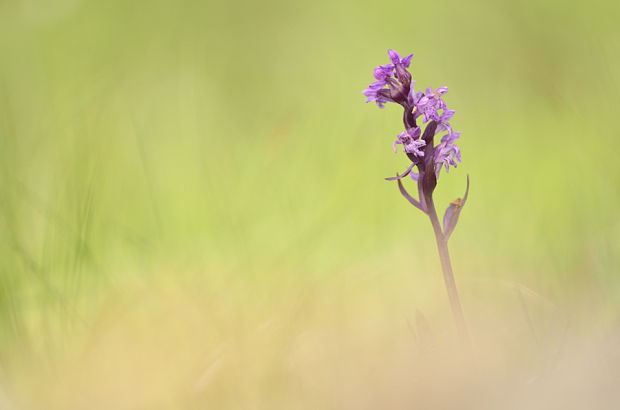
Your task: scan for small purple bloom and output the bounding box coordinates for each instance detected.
[362,50,416,108]
[362,83,391,108]
[393,127,425,157]
[388,49,413,86]
[362,64,396,108]
[362,63,396,108]
[421,87,449,122]
[434,131,462,175]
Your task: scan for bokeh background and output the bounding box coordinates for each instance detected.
[1,0,619,408]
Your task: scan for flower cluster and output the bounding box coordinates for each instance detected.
[362,50,462,188]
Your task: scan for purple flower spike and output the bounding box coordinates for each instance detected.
[362,49,463,182]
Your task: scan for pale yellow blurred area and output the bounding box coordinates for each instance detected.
[9,276,620,409]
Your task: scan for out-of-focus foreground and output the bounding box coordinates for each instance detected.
[1,0,619,408]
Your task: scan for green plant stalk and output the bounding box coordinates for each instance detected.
[425,193,470,343]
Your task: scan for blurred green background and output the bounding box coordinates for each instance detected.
[1,0,619,408]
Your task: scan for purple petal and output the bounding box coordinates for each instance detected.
[441,109,455,121]
[373,65,393,81]
[388,49,401,65]
[402,54,413,68]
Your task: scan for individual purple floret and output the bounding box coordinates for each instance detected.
[362,64,396,108]
[362,50,416,109]
[434,131,462,174]
[388,49,413,85]
[421,87,449,123]
[362,84,390,108]
[393,127,425,157]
